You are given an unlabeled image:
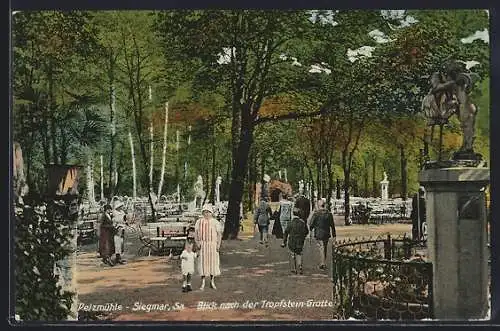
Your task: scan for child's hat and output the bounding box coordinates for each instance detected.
[202,204,214,214]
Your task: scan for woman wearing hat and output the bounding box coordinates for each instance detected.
[112,201,127,265]
[194,204,222,290]
[99,204,115,266]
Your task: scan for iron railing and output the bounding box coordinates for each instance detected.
[332,235,433,320]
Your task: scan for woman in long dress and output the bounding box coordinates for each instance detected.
[98,204,115,266]
[194,204,222,290]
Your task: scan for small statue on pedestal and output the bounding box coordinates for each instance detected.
[421,60,483,167]
[193,175,206,209]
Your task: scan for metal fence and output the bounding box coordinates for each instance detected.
[332,235,433,320]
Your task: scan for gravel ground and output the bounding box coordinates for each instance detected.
[76,221,412,321]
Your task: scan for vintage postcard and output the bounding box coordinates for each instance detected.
[11,9,491,322]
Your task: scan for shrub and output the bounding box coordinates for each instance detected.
[14,200,76,321]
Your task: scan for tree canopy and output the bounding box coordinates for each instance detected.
[12,8,490,230]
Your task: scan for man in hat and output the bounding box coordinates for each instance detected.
[281,202,309,275]
[112,200,128,265]
[309,199,336,270]
[194,204,222,290]
[295,193,311,223]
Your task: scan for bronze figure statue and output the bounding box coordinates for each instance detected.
[421,60,480,162]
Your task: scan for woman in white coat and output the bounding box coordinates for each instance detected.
[194,204,222,290]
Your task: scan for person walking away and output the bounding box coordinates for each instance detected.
[277,195,293,243]
[98,204,115,266]
[112,201,128,265]
[254,197,272,246]
[271,207,283,239]
[295,194,311,223]
[194,204,222,290]
[309,199,336,270]
[281,202,309,274]
[410,187,426,242]
[180,241,197,292]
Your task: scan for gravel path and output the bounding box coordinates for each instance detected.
[76,222,411,321]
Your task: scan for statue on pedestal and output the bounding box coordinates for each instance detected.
[193,175,205,209]
[418,61,489,320]
[261,174,271,200]
[421,60,483,166]
[380,172,389,201]
[215,176,222,204]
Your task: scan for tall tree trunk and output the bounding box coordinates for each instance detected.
[305,161,315,201]
[202,144,209,206]
[247,159,252,209]
[149,122,154,192]
[108,83,117,197]
[400,145,408,201]
[336,178,341,199]
[122,33,157,222]
[175,130,180,199]
[157,102,169,197]
[344,168,351,226]
[364,166,369,198]
[247,150,254,211]
[86,155,95,205]
[41,111,50,167]
[59,125,68,165]
[13,142,27,201]
[114,161,118,188]
[100,155,104,201]
[372,156,377,197]
[128,131,137,198]
[115,143,125,195]
[134,124,158,222]
[209,129,217,204]
[342,151,351,226]
[248,148,257,210]
[260,152,265,181]
[223,121,254,240]
[224,158,231,201]
[316,160,321,200]
[26,124,35,189]
[325,160,334,210]
[47,63,59,165]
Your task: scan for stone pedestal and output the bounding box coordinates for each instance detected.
[419,167,489,320]
[380,179,389,200]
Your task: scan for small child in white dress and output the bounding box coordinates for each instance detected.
[180,241,197,292]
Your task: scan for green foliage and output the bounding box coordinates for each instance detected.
[15,202,75,320]
[12,9,490,218]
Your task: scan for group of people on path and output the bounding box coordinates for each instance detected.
[254,194,336,274]
[98,201,128,266]
[95,191,336,291]
[180,195,337,293]
[96,198,222,292]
